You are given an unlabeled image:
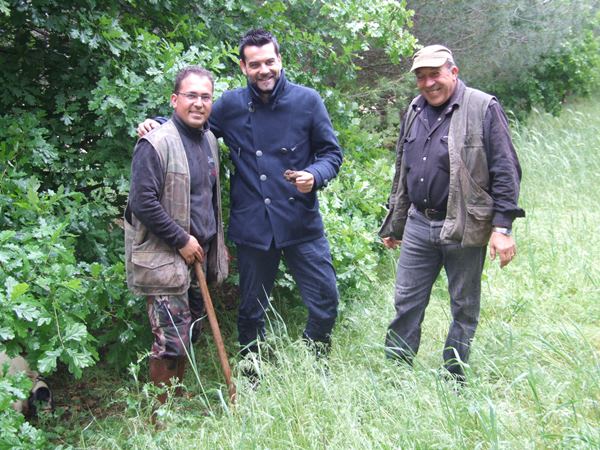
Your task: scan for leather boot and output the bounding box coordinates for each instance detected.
[149,358,179,427]
[174,357,189,398]
[149,358,178,405]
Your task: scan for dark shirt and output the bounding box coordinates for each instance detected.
[126,114,216,249]
[402,80,523,227]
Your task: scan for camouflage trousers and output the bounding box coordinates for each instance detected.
[146,271,206,359]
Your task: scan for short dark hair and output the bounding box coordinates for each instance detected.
[173,66,214,93]
[239,29,280,61]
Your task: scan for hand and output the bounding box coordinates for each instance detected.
[382,236,401,249]
[284,170,314,193]
[489,232,516,268]
[178,235,204,265]
[136,119,160,138]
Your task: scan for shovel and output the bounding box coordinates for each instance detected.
[194,262,236,404]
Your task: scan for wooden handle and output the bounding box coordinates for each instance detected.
[194,263,236,404]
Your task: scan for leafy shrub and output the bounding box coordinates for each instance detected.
[0,369,49,449]
[321,154,394,296]
[0,3,415,445]
[0,111,147,374]
[492,29,600,116]
[0,176,143,377]
[0,0,442,445]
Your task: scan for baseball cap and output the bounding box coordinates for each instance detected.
[410,45,454,72]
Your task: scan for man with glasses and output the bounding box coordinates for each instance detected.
[125,66,227,416]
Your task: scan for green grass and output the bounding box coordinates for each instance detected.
[50,97,600,449]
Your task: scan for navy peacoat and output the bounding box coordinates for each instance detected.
[210,72,343,250]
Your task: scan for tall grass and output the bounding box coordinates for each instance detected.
[65,98,599,449]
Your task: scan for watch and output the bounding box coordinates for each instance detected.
[492,226,512,236]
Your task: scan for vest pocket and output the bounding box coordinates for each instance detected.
[460,164,493,247]
[463,202,493,247]
[131,250,188,292]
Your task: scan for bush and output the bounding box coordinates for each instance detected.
[493,29,600,116]
[0,5,416,446]
[0,369,49,449]
[0,175,144,376]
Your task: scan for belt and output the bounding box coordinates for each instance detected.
[416,206,446,221]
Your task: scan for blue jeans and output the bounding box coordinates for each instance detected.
[385,207,486,376]
[237,236,339,353]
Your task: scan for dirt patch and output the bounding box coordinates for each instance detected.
[45,362,129,424]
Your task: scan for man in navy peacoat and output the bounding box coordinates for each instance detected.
[138,29,343,361]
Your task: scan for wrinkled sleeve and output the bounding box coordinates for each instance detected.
[129,140,189,249]
[304,93,343,190]
[484,101,525,227]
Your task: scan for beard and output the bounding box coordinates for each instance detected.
[250,72,280,94]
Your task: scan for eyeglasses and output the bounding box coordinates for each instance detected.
[176,92,213,103]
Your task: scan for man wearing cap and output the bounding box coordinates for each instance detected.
[379,45,524,382]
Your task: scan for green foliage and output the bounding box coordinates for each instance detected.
[0,9,415,447]
[0,110,147,377]
[0,368,49,449]
[0,170,146,377]
[320,125,395,295]
[493,29,600,116]
[350,74,417,148]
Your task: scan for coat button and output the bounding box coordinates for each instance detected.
[260,174,267,181]
[280,147,288,154]
[288,197,295,202]
[256,150,263,157]
[264,198,271,205]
